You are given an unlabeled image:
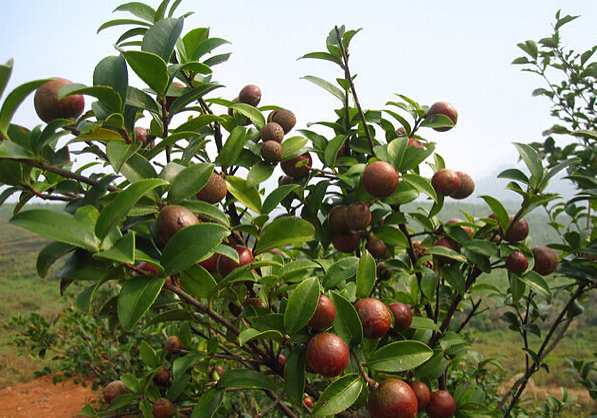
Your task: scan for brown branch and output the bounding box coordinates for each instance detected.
[25,185,75,202]
[352,349,378,390]
[258,393,285,418]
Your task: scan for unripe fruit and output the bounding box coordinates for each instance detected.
[367,378,418,418]
[281,152,311,178]
[260,140,283,163]
[153,398,175,418]
[199,253,219,273]
[328,205,349,232]
[34,78,84,123]
[432,169,461,197]
[309,295,336,331]
[164,336,184,355]
[410,381,431,411]
[532,245,558,275]
[153,367,170,385]
[354,298,392,339]
[388,302,413,332]
[156,205,200,244]
[362,161,400,198]
[505,216,529,242]
[216,245,254,277]
[103,380,130,404]
[238,84,261,106]
[367,237,389,259]
[427,390,456,418]
[506,251,528,274]
[426,101,458,132]
[332,231,361,253]
[306,332,349,377]
[346,202,372,231]
[260,122,284,143]
[303,397,314,407]
[450,171,475,199]
[196,172,227,204]
[268,109,296,133]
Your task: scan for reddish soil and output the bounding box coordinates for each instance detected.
[0,375,98,418]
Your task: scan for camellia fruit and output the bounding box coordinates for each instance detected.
[156,205,200,244]
[426,101,458,132]
[260,140,283,163]
[388,302,413,332]
[153,398,175,418]
[103,380,130,405]
[34,78,85,123]
[362,161,399,198]
[268,108,296,133]
[532,245,558,275]
[238,84,261,106]
[260,122,284,143]
[366,237,389,259]
[426,390,456,418]
[346,202,372,231]
[308,295,336,331]
[281,152,312,178]
[196,172,228,204]
[328,204,349,232]
[305,332,349,377]
[431,169,461,197]
[153,367,170,385]
[505,216,529,242]
[164,335,184,355]
[506,251,528,274]
[410,381,431,411]
[354,298,392,339]
[216,245,255,277]
[332,230,361,253]
[450,171,475,199]
[367,378,418,418]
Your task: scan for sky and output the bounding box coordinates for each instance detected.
[2,0,597,190]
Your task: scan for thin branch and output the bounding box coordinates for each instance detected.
[351,349,378,390]
[22,159,120,192]
[256,393,283,418]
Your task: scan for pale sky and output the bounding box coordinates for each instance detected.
[2,1,597,184]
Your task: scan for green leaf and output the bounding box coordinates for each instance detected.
[374,225,409,249]
[217,126,246,168]
[323,257,359,289]
[121,50,169,96]
[10,210,99,252]
[402,173,438,202]
[95,232,136,264]
[167,163,214,204]
[0,140,34,159]
[37,241,74,279]
[284,346,306,404]
[228,103,265,126]
[225,176,261,213]
[442,264,466,295]
[0,59,13,102]
[73,127,126,143]
[262,184,299,214]
[298,51,343,67]
[191,38,231,61]
[126,86,160,114]
[142,17,184,62]
[521,270,551,297]
[107,141,142,173]
[217,369,277,392]
[0,78,51,138]
[480,195,509,233]
[168,82,219,115]
[410,316,440,331]
[324,135,347,168]
[59,84,122,113]
[180,264,217,299]
[281,136,309,160]
[95,179,167,243]
[97,19,151,33]
[367,341,433,372]
[463,240,499,257]
[284,278,320,334]
[179,200,230,227]
[356,250,375,298]
[114,2,156,22]
[238,328,284,346]
[161,223,230,275]
[172,352,205,380]
[302,75,346,102]
[139,340,159,368]
[312,374,363,417]
[255,217,315,254]
[387,136,408,169]
[246,162,275,188]
[330,291,362,348]
[513,142,544,184]
[117,276,165,330]
[192,388,224,418]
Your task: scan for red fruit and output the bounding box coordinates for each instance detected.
[427,390,456,418]
[532,246,558,275]
[354,298,392,339]
[238,84,261,106]
[450,171,475,199]
[366,237,389,259]
[505,216,529,242]
[103,380,130,404]
[367,378,418,418]
[362,161,400,198]
[346,202,372,231]
[410,381,431,411]
[153,398,175,418]
[407,137,425,149]
[332,231,361,253]
[134,261,159,276]
[306,333,350,377]
[388,302,412,332]
[164,335,184,355]
[153,367,170,385]
[303,397,314,407]
[426,101,458,132]
[277,354,287,366]
[328,205,349,232]
[199,253,219,273]
[281,152,312,178]
[214,365,225,377]
[217,245,255,277]
[34,78,84,123]
[506,251,528,274]
[432,169,461,197]
[309,295,336,331]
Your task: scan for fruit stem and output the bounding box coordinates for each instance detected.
[351,348,378,390]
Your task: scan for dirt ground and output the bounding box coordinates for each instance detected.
[0,375,98,418]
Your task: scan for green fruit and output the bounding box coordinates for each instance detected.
[367,378,418,418]
[34,78,84,123]
[362,161,399,198]
[196,172,227,204]
[156,205,200,244]
[306,332,349,377]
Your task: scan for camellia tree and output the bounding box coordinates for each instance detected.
[1,2,595,417]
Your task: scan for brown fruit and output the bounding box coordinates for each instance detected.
[164,336,184,355]
[34,78,84,123]
[328,205,349,232]
[427,390,456,418]
[306,332,349,377]
[228,97,240,116]
[153,367,170,385]
[280,175,294,185]
[367,378,418,418]
[354,298,392,339]
[153,398,175,418]
[103,380,130,404]
[426,101,458,132]
[407,137,425,149]
[377,262,393,281]
[196,172,227,204]
[506,251,528,274]
[281,152,311,178]
[505,216,529,242]
[268,109,296,133]
[216,245,255,277]
[388,302,413,332]
[260,140,283,163]
[532,246,558,275]
[134,127,153,148]
[199,253,219,273]
[450,171,474,199]
[411,381,431,411]
[156,205,200,244]
[244,296,266,309]
[431,169,461,197]
[309,295,336,331]
[346,202,372,231]
[239,84,262,106]
[396,126,407,136]
[362,161,400,198]
[260,122,284,143]
[332,231,361,253]
[367,237,389,259]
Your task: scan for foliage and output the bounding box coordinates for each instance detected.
[0,2,596,418]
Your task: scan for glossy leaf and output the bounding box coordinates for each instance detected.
[172,352,206,380]
[225,176,261,213]
[217,369,277,392]
[330,291,362,347]
[192,388,224,418]
[480,195,509,232]
[0,79,50,139]
[374,225,409,249]
[284,346,306,404]
[142,17,184,62]
[59,84,122,113]
[228,102,265,126]
[167,163,213,204]
[255,217,315,254]
[246,161,275,188]
[262,184,299,214]
[95,232,136,264]
[36,241,74,279]
[107,141,142,173]
[521,270,552,297]
[238,328,284,346]
[402,173,438,202]
[121,50,169,96]
[0,59,13,102]
[117,276,166,330]
[180,200,230,227]
[356,250,375,298]
[367,340,433,372]
[299,51,343,66]
[313,374,362,417]
[284,278,320,334]
[323,257,359,289]
[114,2,156,22]
[301,75,346,102]
[217,126,246,168]
[97,19,151,33]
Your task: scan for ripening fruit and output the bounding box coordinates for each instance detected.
[431,169,461,197]
[362,161,400,198]
[426,390,456,418]
[366,237,389,259]
[216,245,255,277]
[199,253,219,273]
[506,251,528,274]
[426,101,458,132]
[260,140,283,163]
[260,122,284,143]
[444,218,472,237]
[34,78,85,123]
[505,216,529,242]
[153,398,175,418]
[156,205,200,244]
[433,236,461,264]
[281,152,312,178]
[309,295,336,331]
[346,202,372,231]
[244,297,266,309]
[377,262,393,281]
[196,172,228,204]
[332,231,361,253]
[306,332,350,377]
[407,137,425,149]
[388,302,412,332]
[277,354,287,366]
[532,246,558,275]
[367,378,418,418]
[396,126,407,136]
[164,335,184,355]
[410,381,431,411]
[450,171,475,199]
[303,397,314,407]
[328,205,349,232]
[103,380,130,404]
[268,109,296,133]
[134,126,153,148]
[238,84,262,106]
[153,367,170,385]
[354,298,392,339]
